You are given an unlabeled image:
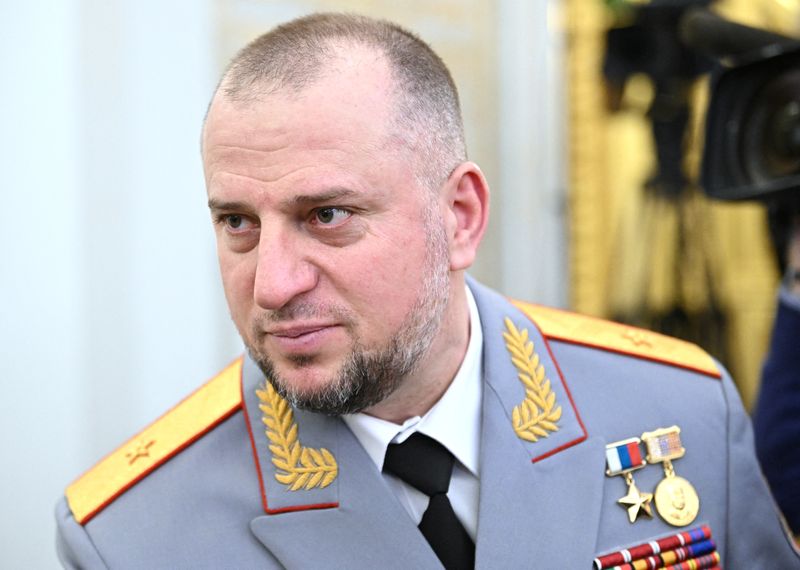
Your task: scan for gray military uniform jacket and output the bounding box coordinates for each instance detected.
[56,279,800,568]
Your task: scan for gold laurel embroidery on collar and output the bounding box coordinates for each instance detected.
[503,317,563,442]
[256,382,338,491]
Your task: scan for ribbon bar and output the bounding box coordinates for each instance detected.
[642,426,686,463]
[593,525,712,569]
[606,437,646,476]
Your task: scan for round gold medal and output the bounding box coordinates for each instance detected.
[654,476,699,527]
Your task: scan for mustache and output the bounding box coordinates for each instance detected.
[253,301,355,326]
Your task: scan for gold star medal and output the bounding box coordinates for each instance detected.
[641,426,699,527]
[605,437,653,523]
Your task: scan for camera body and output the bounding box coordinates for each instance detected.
[702,45,800,201]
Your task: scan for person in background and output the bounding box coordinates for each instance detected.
[755,216,800,537]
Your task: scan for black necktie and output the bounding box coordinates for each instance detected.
[383,432,475,569]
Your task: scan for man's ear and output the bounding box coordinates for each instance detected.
[440,161,490,271]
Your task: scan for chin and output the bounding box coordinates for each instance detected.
[265,357,342,395]
[277,368,337,395]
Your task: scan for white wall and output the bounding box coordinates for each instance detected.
[1,3,84,566]
[497,1,567,305]
[0,2,565,567]
[0,2,239,567]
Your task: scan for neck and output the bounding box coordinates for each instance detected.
[363,280,471,424]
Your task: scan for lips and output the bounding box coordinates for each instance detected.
[264,323,342,353]
[267,322,337,337]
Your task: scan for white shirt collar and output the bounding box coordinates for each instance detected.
[343,286,483,476]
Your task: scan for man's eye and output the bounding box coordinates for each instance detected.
[220,214,254,232]
[312,207,351,226]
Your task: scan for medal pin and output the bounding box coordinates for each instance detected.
[641,425,700,527]
[605,437,653,523]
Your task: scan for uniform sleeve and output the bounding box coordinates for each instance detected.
[55,498,109,570]
[720,368,800,566]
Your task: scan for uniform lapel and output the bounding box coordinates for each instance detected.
[470,279,607,568]
[242,277,609,567]
[249,424,442,569]
[241,356,441,569]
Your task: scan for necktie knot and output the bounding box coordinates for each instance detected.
[383,432,455,496]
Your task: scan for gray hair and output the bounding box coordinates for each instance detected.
[217,12,467,191]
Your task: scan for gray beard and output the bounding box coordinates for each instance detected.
[250,335,415,416]
[247,208,450,416]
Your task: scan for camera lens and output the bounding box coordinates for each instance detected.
[770,100,800,161]
[740,70,800,184]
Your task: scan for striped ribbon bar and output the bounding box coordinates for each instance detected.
[611,539,716,570]
[606,438,646,476]
[593,525,711,569]
[662,551,720,570]
[642,426,685,462]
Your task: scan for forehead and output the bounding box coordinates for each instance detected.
[204,46,401,157]
[200,47,429,208]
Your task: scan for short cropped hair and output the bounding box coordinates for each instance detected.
[218,13,467,191]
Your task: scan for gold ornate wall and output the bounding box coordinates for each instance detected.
[565,0,799,408]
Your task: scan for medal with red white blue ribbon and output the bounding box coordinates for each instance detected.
[605,437,653,523]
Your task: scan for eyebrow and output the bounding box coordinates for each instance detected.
[207,198,252,212]
[289,187,360,206]
[207,188,361,212]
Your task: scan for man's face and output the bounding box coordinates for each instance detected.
[202,52,453,414]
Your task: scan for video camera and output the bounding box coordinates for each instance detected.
[682,7,800,203]
[604,0,800,268]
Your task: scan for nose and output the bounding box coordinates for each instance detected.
[253,226,318,311]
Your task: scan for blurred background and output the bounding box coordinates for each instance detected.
[0,0,796,567]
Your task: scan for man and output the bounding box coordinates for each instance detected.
[56,13,799,568]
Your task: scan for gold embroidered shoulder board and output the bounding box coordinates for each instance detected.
[511,300,721,379]
[65,358,244,524]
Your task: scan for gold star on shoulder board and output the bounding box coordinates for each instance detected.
[618,480,654,523]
